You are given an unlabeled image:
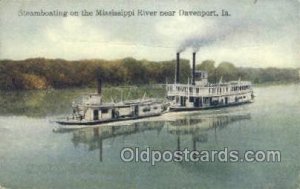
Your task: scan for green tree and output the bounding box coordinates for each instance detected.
[216,62,239,82]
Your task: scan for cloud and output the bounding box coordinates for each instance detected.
[41,17,110,59]
[0,0,298,68]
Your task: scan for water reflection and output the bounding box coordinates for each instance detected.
[167,114,251,150]
[62,113,251,162]
[71,121,164,161]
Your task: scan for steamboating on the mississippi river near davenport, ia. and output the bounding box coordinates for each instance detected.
[55,52,254,126]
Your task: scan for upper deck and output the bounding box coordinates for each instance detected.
[166,81,253,97]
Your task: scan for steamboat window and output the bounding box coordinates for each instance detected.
[143,107,151,112]
[196,88,199,93]
[102,108,108,113]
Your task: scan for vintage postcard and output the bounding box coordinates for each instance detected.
[0,0,299,189]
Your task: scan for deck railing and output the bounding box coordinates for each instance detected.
[166,83,252,97]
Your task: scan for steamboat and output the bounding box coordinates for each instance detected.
[56,52,254,126]
[166,52,254,111]
[56,79,165,125]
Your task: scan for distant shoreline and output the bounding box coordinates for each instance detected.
[0,58,299,91]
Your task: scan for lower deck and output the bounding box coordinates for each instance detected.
[56,112,162,125]
[168,91,254,111]
[169,100,253,112]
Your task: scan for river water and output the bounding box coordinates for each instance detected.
[0,84,299,189]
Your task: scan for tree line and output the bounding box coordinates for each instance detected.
[0,58,190,90]
[0,58,299,90]
[197,60,299,84]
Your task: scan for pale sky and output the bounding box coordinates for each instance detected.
[0,0,299,68]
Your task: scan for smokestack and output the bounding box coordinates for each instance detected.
[97,78,102,95]
[176,52,180,83]
[192,52,196,85]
